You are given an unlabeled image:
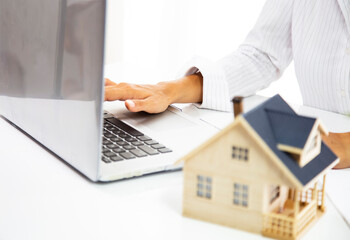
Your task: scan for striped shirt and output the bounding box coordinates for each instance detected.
[179,0,350,114]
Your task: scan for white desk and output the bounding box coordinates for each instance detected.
[0,96,350,240]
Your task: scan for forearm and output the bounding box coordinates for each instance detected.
[322,132,350,169]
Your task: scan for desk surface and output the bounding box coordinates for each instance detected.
[1,97,350,240]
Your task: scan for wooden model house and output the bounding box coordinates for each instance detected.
[179,95,339,240]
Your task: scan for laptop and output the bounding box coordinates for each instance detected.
[0,0,218,181]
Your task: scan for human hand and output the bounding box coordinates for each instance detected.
[104,73,203,114]
[104,78,176,113]
[322,132,350,169]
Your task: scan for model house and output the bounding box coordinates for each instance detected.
[179,95,339,240]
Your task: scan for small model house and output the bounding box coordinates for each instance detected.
[179,95,339,240]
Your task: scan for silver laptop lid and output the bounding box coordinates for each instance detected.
[0,0,106,181]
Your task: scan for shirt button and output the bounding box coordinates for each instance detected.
[346,48,350,55]
[340,89,346,97]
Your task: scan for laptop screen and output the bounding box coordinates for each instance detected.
[0,0,106,181]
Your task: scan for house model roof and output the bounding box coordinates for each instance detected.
[243,95,338,186]
[265,109,316,149]
[179,95,338,188]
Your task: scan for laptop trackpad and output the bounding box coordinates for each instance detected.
[121,110,197,132]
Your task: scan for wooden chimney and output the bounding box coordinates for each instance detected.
[233,96,244,118]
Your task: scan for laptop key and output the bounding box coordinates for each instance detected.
[125,137,137,142]
[120,152,136,159]
[110,137,122,142]
[137,135,151,141]
[117,141,129,146]
[104,152,116,157]
[130,149,147,157]
[123,145,136,150]
[145,140,158,145]
[106,144,119,149]
[102,148,110,153]
[111,155,124,162]
[151,144,165,149]
[103,140,113,145]
[158,148,172,153]
[139,145,159,155]
[112,130,123,135]
[131,141,144,146]
[102,157,111,163]
[113,148,126,153]
[105,133,115,138]
[118,133,130,138]
[106,118,143,136]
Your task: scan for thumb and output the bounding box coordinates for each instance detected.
[125,99,146,112]
[125,99,166,113]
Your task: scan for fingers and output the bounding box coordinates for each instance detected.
[104,84,149,101]
[104,82,171,113]
[104,78,117,86]
[125,99,152,112]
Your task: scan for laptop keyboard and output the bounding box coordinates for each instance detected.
[101,118,172,163]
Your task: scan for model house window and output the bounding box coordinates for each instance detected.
[233,183,249,207]
[270,185,280,204]
[307,134,319,153]
[232,146,249,161]
[197,175,212,199]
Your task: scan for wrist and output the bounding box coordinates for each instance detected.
[181,72,203,103]
[156,72,203,105]
[156,81,180,105]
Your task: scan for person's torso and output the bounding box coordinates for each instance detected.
[292,0,350,114]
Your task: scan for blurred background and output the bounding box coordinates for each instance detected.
[104,0,302,105]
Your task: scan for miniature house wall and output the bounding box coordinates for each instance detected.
[182,117,297,233]
[180,95,339,240]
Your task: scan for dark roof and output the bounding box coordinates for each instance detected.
[266,109,316,149]
[243,95,338,186]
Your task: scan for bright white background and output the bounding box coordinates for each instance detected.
[0,2,349,239]
[104,0,302,105]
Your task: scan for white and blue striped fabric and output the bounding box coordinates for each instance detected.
[180,0,350,114]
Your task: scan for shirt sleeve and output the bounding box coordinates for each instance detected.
[177,0,294,112]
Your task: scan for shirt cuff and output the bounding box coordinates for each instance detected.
[176,56,232,112]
